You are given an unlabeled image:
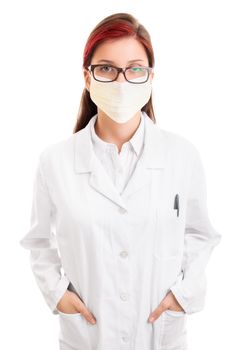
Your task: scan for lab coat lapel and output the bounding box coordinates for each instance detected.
[73,118,128,210]
[89,155,128,210]
[73,112,166,210]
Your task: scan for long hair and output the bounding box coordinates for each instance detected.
[73,13,156,133]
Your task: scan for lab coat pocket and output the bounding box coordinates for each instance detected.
[160,309,187,349]
[153,207,185,260]
[58,310,89,350]
[58,310,82,317]
[164,309,186,317]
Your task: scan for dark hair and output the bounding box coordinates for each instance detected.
[73,12,156,133]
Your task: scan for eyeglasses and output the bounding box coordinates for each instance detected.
[87,64,153,84]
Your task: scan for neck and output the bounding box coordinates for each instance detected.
[94,109,142,153]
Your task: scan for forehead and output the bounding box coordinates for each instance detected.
[91,37,148,65]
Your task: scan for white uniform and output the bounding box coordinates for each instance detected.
[19,111,222,350]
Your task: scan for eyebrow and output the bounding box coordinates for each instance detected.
[96,59,145,64]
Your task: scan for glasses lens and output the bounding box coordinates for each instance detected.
[93,65,118,82]
[125,67,149,83]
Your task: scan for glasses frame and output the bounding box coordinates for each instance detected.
[87,64,153,84]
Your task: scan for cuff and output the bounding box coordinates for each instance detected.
[169,279,206,315]
[169,284,189,314]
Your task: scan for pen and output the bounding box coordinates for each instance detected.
[174,194,179,217]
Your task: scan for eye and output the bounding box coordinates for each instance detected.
[100,65,113,72]
[130,67,143,72]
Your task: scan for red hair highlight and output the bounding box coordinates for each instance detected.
[83,21,154,68]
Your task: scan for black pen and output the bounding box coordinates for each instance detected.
[174,194,179,217]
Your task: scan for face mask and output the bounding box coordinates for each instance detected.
[89,75,152,124]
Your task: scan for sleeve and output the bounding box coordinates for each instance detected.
[19,151,70,315]
[169,146,222,314]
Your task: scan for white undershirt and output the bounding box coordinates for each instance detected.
[89,112,145,195]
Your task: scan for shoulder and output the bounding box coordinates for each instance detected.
[157,126,202,161]
[144,114,200,158]
[38,133,76,168]
[150,124,204,173]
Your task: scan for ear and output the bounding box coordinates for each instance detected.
[150,70,155,81]
[83,68,91,92]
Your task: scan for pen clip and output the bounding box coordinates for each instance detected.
[174,194,179,217]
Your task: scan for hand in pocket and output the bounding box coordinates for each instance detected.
[148,291,185,323]
[56,290,96,324]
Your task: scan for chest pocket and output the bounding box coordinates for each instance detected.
[153,202,186,260]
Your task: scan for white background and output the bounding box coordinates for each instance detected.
[0,0,232,349]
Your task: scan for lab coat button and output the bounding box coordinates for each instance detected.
[120,292,128,301]
[120,250,128,258]
[122,335,129,342]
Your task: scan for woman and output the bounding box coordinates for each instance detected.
[19,12,221,350]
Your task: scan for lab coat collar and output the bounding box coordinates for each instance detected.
[74,111,166,210]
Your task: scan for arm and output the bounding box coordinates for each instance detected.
[169,146,222,314]
[19,151,70,315]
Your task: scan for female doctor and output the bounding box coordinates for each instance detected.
[19,12,222,350]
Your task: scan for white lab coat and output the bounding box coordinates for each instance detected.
[19,111,222,350]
